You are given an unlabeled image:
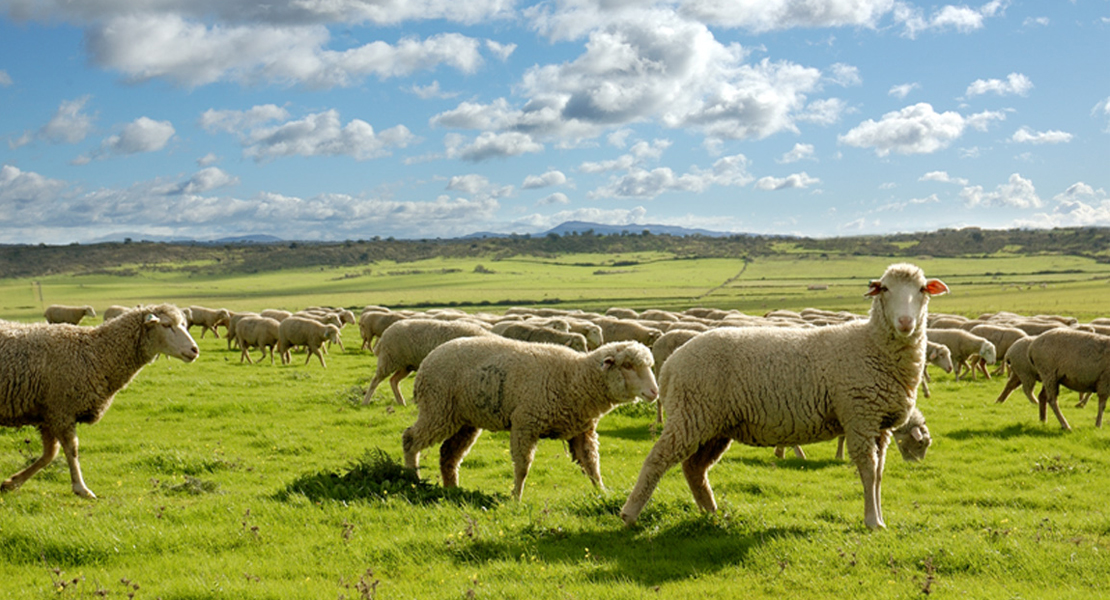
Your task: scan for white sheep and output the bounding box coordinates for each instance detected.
[44,304,96,325]
[495,322,588,352]
[277,317,342,367]
[402,338,659,500]
[188,305,231,339]
[101,305,130,322]
[360,310,408,353]
[0,305,198,497]
[919,340,954,399]
[235,316,281,365]
[925,328,996,381]
[363,318,493,406]
[260,309,292,323]
[969,324,1028,377]
[1027,328,1110,431]
[620,263,948,530]
[593,317,663,347]
[994,336,1039,405]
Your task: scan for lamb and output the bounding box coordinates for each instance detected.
[362,319,493,406]
[402,338,658,500]
[188,306,231,339]
[44,304,96,325]
[277,317,342,367]
[235,316,281,365]
[495,322,588,352]
[619,263,948,530]
[101,305,130,321]
[1027,328,1110,431]
[0,304,198,497]
[926,329,996,381]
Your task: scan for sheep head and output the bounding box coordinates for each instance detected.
[599,342,658,403]
[145,305,199,363]
[866,263,948,340]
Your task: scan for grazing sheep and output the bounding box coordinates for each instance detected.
[620,263,948,530]
[995,336,1039,405]
[926,329,996,381]
[277,317,342,367]
[1028,328,1110,431]
[0,305,198,497]
[605,307,639,319]
[293,311,346,352]
[188,306,231,339]
[566,319,604,350]
[235,316,281,365]
[260,309,292,323]
[101,305,130,322]
[225,311,259,350]
[363,319,493,406]
[919,341,954,399]
[403,338,659,500]
[361,310,408,353]
[594,317,663,347]
[44,305,96,325]
[495,322,588,352]
[969,324,1029,377]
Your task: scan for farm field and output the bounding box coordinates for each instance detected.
[1,251,1109,598]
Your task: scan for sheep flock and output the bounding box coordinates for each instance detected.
[3,263,1107,532]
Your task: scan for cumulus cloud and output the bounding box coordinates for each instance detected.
[411,81,459,100]
[522,170,568,189]
[84,14,490,88]
[41,96,96,144]
[1093,96,1110,131]
[839,103,1004,156]
[754,172,819,190]
[444,131,543,162]
[1010,127,1073,145]
[241,110,414,161]
[961,173,1041,209]
[0,165,68,220]
[197,153,219,167]
[965,72,1032,97]
[78,116,175,162]
[200,105,290,134]
[536,192,570,206]
[778,143,815,163]
[589,153,752,199]
[159,167,239,195]
[676,0,895,32]
[894,0,1007,38]
[920,171,968,185]
[1016,183,1110,229]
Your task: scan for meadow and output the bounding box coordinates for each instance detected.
[1,251,1109,598]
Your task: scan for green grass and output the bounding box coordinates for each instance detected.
[1,253,1109,598]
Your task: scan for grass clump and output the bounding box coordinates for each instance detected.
[275,448,504,508]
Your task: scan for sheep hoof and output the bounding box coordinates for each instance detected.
[73,486,97,499]
[1,479,19,492]
[619,512,638,527]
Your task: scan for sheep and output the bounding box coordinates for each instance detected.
[363,319,493,406]
[919,341,954,399]
[619,263,949,530]
[0,304,198,497]
[926,329,996,381]
[1027,328,1110,431]
[235,316,281,365]
[361,310,408,353]
[566,318,604,350]
[495,322,588,352]
[188,306,231,339]
[101,305,130,322]
[293,311,346,352]
[260,309,292,323]
[277,317,342,367]
[594,317,663,347]
[44,305,96,325]
[605,307,639,319]
[995,336,1039,405]
[969,324,1029,377]
[402,338,658,500]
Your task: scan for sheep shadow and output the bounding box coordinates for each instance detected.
[945,422,1064,441]
[448,514,812,588]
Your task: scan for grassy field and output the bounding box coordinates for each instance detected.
[1,252,1109,598]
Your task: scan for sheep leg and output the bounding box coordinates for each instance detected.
[680,436,731,512]
[509,429,539,501]
[1096,394,1107,428]
[439,426,481,487]
[1076,392,1091,408]
[363,372,387,405]
[995,372,1021,404]
[846,431,885,530]
[57,425,95,498]
[621,421,706,526]
[835,435,846,461]
[1,427,60,493]
[240,345,254,364]
[307,346,327,368]
[567,428,603,490]
[389,368,413,406]
[1038,382,1072,432]
[793,446,806,459]
[975,357,991,380]
[874,431,891,527]
[773,446,786,459]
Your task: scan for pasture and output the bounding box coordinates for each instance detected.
[1,251,1109,598]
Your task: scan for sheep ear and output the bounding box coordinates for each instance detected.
[602,356,616,370]
[864,280,883,297]
[924,279,949,296]
[911,428,924,441]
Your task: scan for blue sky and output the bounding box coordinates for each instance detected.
[0,0,1107,244]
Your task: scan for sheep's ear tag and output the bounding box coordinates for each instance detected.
[864,280,883,297]
[143,313,159,326]
[924,279,949,296]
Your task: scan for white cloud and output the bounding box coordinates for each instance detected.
[0,70,11,86]
[920,171,968,185]
[485,40,516,61]
[839,103,1003,156]
[1017,183,1110,229]
[411,81,459,100]
[522,170,568,189]
[888,82,920,99]
[754,172,820,190]
[243,110,414,161]
[197,153,219,167]
[84,14,489,88]
[778,142,815,163]
[828,63,861,86]
[444,131,543,162]
[82,117,175,161]
[895,1,1007,38]
[160,167,239,195]
[589,153,752,199]
[200,105,290,134]
[1096,96,1110,132]
[677,0,895,32]
[41,96,96,144]
[1023,16,1049,27]
[1010,127,1073,145]
[536,192,570,206]
[961,173,1041,209]
[0,165,68,220]
[965,72,1032,97]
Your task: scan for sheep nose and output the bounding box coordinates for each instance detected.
[896,316,914,333]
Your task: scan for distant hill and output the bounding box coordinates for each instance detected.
[541,221,738,238]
